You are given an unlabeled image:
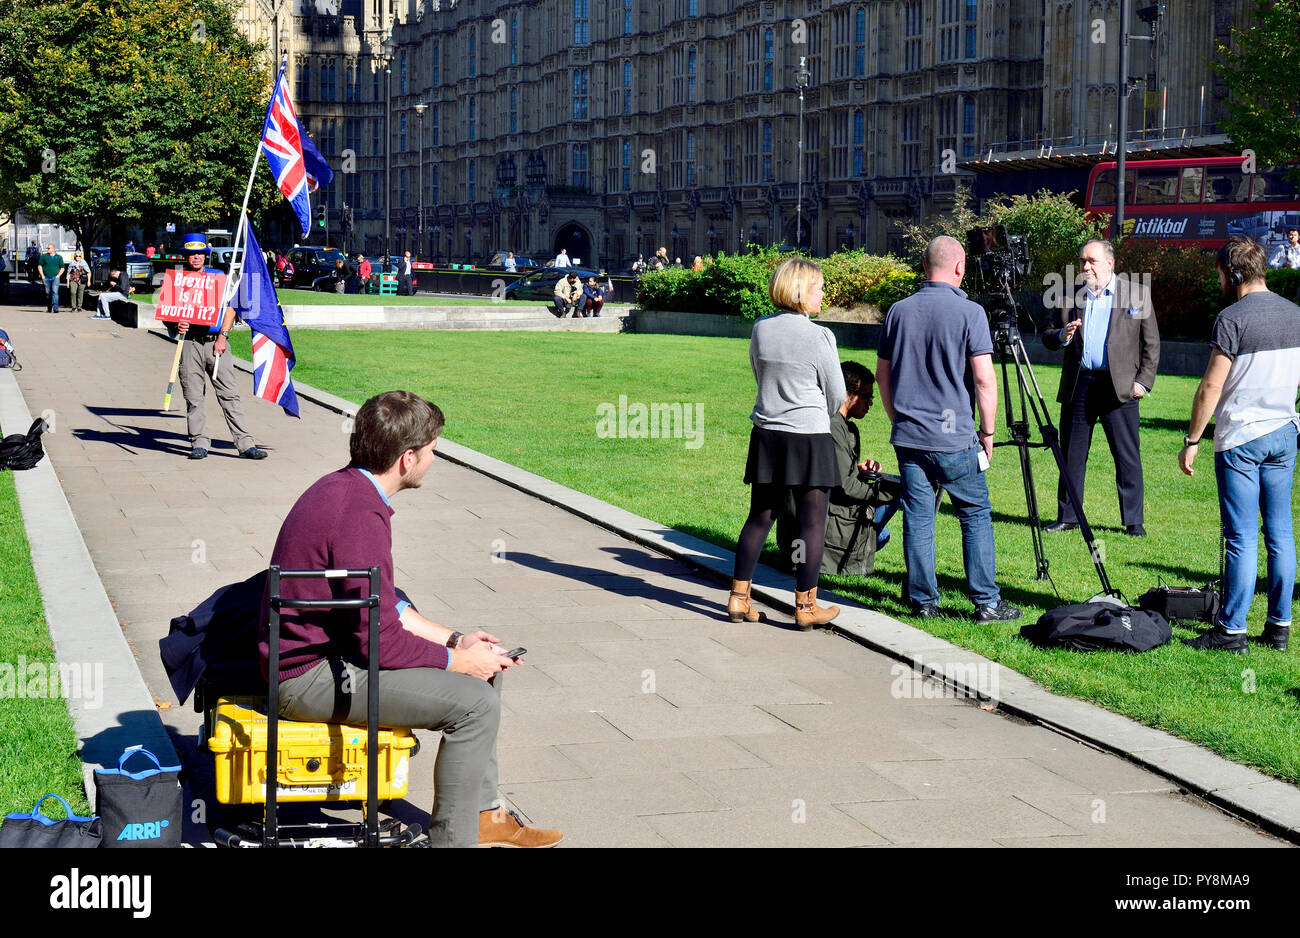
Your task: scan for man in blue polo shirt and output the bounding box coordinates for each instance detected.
[876,236,1020,623]
[174,233,268,461]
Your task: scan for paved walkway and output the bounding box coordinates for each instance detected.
[0,287,1287,847]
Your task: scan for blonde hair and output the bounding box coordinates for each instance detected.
[768,257,824,313]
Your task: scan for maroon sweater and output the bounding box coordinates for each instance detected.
[258,466,450,680]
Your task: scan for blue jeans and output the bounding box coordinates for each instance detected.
[1213,424,1298,633]
[896,444,999,607]
[43,275,59,310]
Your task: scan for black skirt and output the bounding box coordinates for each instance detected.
[743,425,838,487]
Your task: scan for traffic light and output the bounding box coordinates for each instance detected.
[316,205,326,228]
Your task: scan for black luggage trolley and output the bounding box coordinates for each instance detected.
[211,566,421,848]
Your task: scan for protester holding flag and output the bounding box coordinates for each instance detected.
[175,233,269,461]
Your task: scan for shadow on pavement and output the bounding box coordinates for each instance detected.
[505,548,724,621]
[75,404,240,457]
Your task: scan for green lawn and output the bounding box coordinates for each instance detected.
[229,329,1300,784]
[0,466,92,818]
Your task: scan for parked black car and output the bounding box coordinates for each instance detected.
[482,252,541,273]
[90,251,157,292]
[504,266,607,301]
[283,247,347,289]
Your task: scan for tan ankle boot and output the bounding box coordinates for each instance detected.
[794,587,839,631]
[727,579,762,622]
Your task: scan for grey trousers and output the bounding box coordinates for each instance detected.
[277,658,501,848]
[179,336,255,452]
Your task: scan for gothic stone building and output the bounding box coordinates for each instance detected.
[237,0,1247,265]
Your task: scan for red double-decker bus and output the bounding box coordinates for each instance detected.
[1084,155,1300,249]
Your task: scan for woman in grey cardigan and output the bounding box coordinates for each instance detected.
[728,258,847,630]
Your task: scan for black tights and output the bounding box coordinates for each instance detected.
[734,484,829,592]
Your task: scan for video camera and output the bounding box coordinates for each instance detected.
[966,225,1032,343]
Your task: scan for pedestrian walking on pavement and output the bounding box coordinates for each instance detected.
[173,233,267,461]
[66,252,91,312]
[38,244,65,312]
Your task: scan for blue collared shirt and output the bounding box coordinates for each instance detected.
[1080,275,1116,371]
[356,468,409,617]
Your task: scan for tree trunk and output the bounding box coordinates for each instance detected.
[110,218,125,269]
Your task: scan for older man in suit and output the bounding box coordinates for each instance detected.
[1042,238,1160,537]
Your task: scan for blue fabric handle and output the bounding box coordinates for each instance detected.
[119,746,164,772]
[22,793,96,825]
[94,746,181,780]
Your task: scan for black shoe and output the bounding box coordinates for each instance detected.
[1125,524,1147,537]
[1043,521,1079,533]
[1259,623,1290,651]
[239,445,268,460]
[910,603,942,620]
[1182,625,1248,654]
[973,601,1023,623]
[188,448,208,460]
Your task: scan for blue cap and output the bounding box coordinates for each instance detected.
[180,233,209,255]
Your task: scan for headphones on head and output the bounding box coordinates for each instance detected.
[1218,245,1243,288]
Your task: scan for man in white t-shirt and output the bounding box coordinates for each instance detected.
[1179,237,1300,653]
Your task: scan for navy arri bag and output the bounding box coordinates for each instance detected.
[1020,599,1171,652]
[94,746,183,848]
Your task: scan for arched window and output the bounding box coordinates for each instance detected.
[469,27,477,78]
[762,121,772,181]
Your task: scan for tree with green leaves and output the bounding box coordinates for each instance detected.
[1215,0,1298,168]
[0,0,279,264]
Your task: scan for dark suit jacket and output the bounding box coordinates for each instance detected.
[1042,274,1160,405]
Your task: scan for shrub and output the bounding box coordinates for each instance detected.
[819,249,920,310]
[1265,267,1300,302]
[1110,240,1224,340]
[636,247,919,319]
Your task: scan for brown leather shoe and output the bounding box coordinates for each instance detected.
[794,587,839,631]
[479,807,563,848]
[727,579,762,622]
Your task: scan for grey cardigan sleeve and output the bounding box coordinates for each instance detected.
[818,326,846,418]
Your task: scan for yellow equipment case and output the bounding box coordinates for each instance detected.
[208,566,421,847]
[208,696,416,804]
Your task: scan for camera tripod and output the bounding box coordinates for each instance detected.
[985,294,1119,600]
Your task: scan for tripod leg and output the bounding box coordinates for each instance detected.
[1011,336,1116,598]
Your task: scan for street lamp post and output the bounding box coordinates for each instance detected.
[795,56,810,252]
[433,223,441,263]
[414,101,426,260]
[381,28,397,262]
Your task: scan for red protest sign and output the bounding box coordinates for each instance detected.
[156,269,227,326]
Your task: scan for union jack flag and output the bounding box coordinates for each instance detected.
[232,223,300,417]
[261,63,334,238]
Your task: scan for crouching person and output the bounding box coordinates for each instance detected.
[778,361,899,576]
[552,272,582,317]
[258,390,563,847]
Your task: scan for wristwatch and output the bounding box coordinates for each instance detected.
[446,631,464,649]
[219,330,230,337]
[1183,435,1200,447]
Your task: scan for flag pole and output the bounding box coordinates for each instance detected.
[222,54,286,309]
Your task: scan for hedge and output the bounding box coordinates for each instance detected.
[635,247,918,319]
